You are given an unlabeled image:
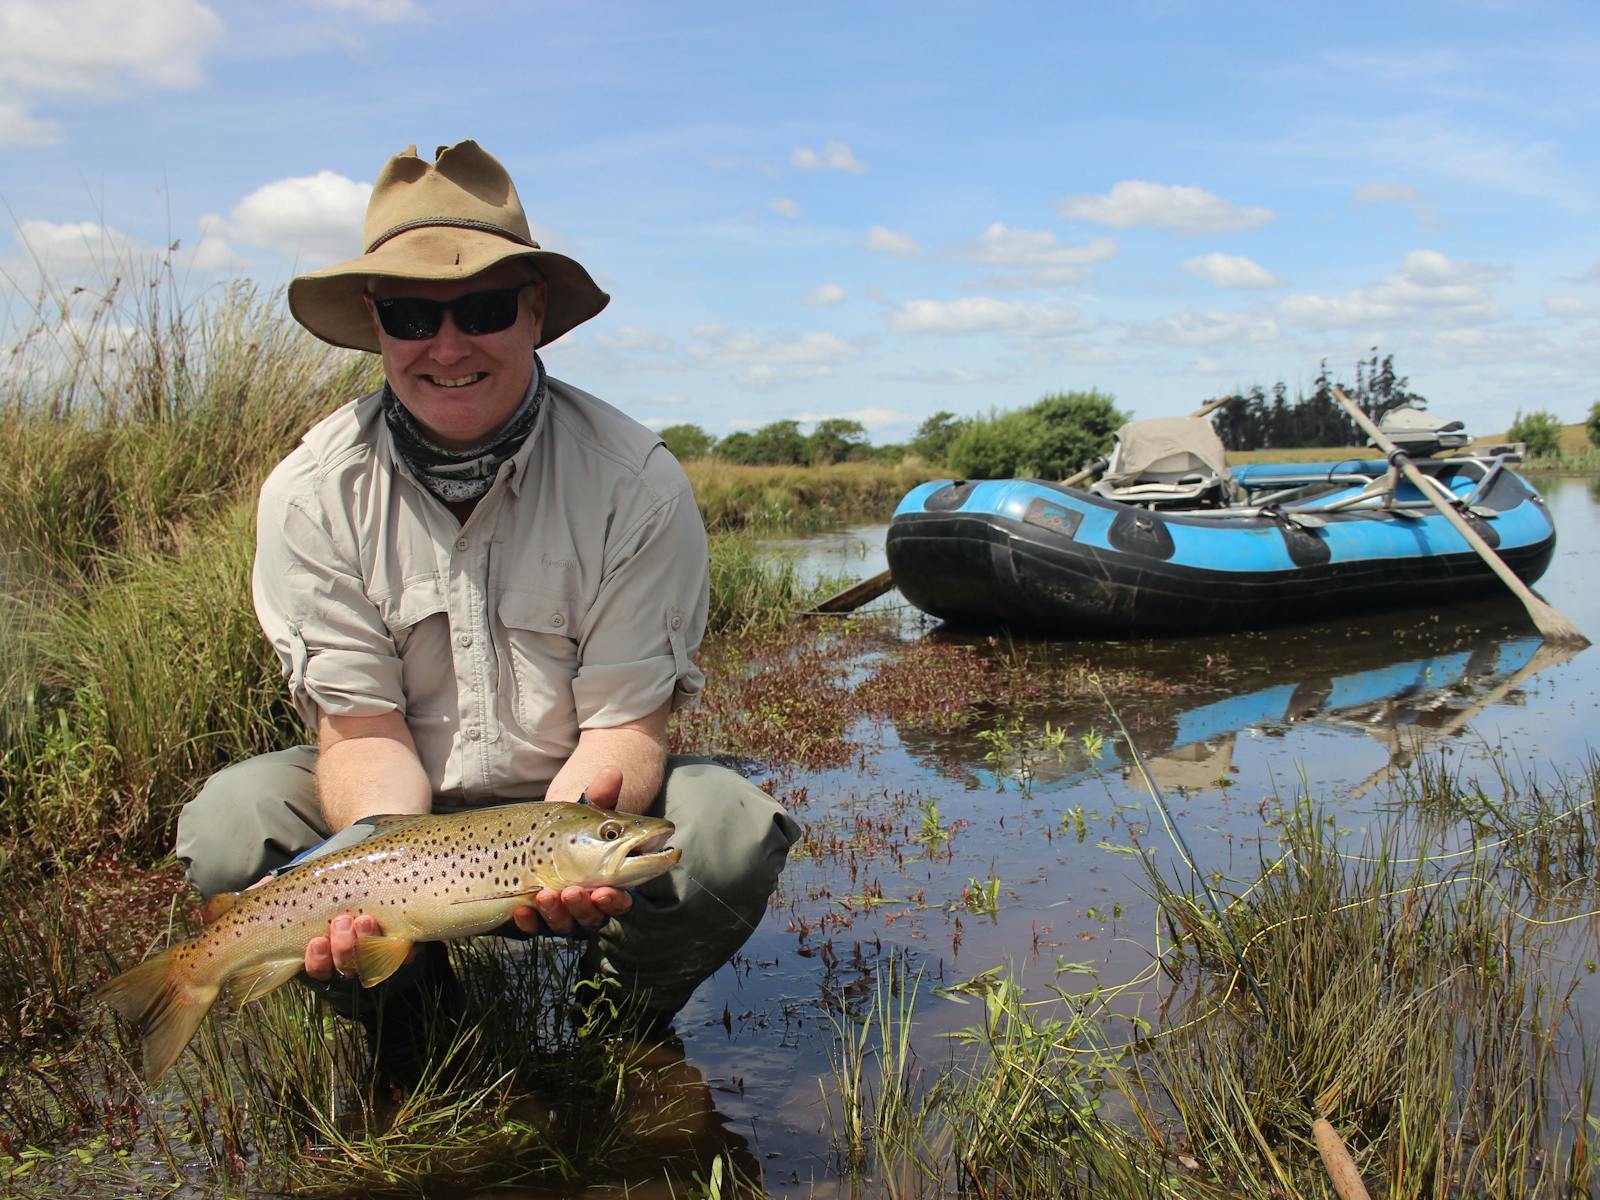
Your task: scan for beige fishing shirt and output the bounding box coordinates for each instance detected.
[253,376,709,802]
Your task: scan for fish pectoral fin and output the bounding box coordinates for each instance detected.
[225,959,304,1009]
[354,935,416,988]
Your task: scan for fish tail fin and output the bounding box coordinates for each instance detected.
[95,949,219,1083]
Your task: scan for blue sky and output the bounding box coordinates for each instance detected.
[3,0,1599,442]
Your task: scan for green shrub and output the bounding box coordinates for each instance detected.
[1507,408,1564,458]
[1586,400,1600,450]
[947,390,1126,479]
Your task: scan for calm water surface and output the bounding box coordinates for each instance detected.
[537,478,1600,1197]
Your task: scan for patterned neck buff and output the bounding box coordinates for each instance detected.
[382,355,545,504]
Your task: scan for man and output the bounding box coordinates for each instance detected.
[175,141,799,1065]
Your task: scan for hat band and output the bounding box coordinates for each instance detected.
[365,216,539,255]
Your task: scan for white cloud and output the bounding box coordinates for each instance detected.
[958,224,1117,269]
[201,170,372,266]
[189,232,251,272]
[881,365,992,385]
[12,218,151,280]
[1543,295,1600,318]
[594,325,674,353]
[0,0,223,145]
[768,197,801,219]
[889,296,1083,337]
[1194,356,1225,374]
[307,0,424,18]
[952,224,1116,286]
[1354,182,1421,205]
[805,283,845,308]
[865,225,919,258]
[1134,310,1281,346]
[792,139,866,173]
[794,406,908,431]
[689,324,856,387]
[1567,261,1600,286]
[0,95,56,145]
[1278,250,1504,330]
[1058,181,1274,236]
[1263,112,1573,206]
[1276,293,1399,328]
[1182,252,1283,290]
[7,215,251,284]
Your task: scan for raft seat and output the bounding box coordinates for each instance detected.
[1088,416,1238,509]
[1091,470,1229,508]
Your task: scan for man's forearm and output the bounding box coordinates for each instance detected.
[315,709,432,831]
[544,702,671,813]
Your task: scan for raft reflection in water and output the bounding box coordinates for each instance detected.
[896,625,1577,795]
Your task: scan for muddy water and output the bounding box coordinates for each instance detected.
[641,474,1600,1197]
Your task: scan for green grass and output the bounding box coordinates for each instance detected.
[818,757,1600,1198]
[685,458,938,533]
[0,268,913,866]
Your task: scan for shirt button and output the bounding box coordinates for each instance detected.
[670,615,683,630]
[455,537,468,551]
[456,632,472,647]
[464,727,481,742]
[551,613,565,627]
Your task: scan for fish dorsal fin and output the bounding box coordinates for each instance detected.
[199,892,240,924]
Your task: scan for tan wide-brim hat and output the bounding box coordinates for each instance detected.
[288,140,609,353]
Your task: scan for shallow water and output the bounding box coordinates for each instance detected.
[674,473,1600,1195]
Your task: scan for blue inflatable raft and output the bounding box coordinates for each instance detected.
[887,436,1557,635]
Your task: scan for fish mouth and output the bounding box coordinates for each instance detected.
[594,823,681,888]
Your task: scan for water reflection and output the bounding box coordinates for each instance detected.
[892,613,1577,799]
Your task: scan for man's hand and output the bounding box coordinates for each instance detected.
[306,913,385,982]
[227,874,396,983]
[511,766,635,936]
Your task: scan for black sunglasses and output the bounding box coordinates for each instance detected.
[372,285,529,341]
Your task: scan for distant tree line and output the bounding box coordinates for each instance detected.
[660,351,1531,476]
[661,391,1126,479]
[1209,352,1425,451]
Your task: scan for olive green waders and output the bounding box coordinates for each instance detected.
[175,749,800,1024]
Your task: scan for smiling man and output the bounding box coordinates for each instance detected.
[174,142,799,1083]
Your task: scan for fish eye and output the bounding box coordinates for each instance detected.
[600,821,623,841]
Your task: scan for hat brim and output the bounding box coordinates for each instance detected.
[288,226,609,353]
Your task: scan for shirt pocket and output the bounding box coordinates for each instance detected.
[497,587,582,740]
[376,575,451,715]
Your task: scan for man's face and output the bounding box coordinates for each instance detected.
[367,261,547,449]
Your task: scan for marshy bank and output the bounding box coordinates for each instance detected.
[4,276,1600,1197]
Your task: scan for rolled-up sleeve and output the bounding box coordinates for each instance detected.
[569,451,708,729]
[253,467,405,726]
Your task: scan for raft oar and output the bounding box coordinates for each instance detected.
[805,394,1238,615]
[1097,687,1374,1200]
[1330,386,1588,647]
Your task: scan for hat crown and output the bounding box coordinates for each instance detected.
[363,141,535,253]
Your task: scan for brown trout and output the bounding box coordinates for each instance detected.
[95,802,679,1082]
